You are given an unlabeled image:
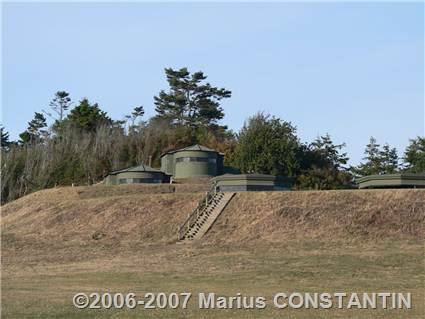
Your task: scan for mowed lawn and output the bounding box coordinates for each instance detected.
[2,239,424,318]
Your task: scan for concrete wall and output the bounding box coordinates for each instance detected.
[213,174,292,192]
[359,178,425,189]
[174,150,218,179]
[217,154,224,175]
[217,185,276,192]
[110,171,164,184]
[161,154,175,176]
[105,175,117,186]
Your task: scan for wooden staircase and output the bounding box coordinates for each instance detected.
[178,191,235,242]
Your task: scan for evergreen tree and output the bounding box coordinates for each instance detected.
[230,113,299,176]
[19,112,47,144]
[125,106,146,134]
[403,137,425,173]
[353,137,381,176]
[63,98,112,132]
[45,91,72,121]
[379,143,399,174]
[1,126,11,151]
[310,134,349,170]
[353,137,399,176]
[296,134,352,190]
[129,106,145,127]
[154,68,231,128]
[132,106,145,123]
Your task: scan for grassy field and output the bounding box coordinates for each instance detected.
[2,187,424,318]
[2,239,424,318]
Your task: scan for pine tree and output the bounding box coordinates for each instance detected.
[310,134,349,170]
[154,68,231,128]
[64,98,112,132]
[1,126,11,151]
[296,134,352,190]
[45,91,72,122]
[19,112,48,144]
[403,137,425,173]
[130,106,145,127]
[353,137,380,176]
[353,137,399,176]
[379,143,399,173]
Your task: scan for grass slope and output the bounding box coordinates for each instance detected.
[208,189,425,242]
[1,187,424,318]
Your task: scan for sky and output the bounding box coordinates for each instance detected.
[2,2,424,165]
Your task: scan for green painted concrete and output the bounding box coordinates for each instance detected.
[212,174,292,191]
[357,173,425,189]
[174,150,218,179]
[160,144,224,179]
[105,164,166,185]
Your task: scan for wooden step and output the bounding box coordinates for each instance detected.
[179,192,235,242]
[189,192,235,241]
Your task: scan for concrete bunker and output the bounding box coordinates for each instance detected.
[105,164,168,185]
[357,173,425,189]
[212,174,292,192]
[161,144,224,180]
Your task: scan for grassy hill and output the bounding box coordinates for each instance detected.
[2,186,424,245]
[2,186,424,318]
[2,185,204,245]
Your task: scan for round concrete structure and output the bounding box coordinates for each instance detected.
[105,164,166,185]
[174,149,218,179]
[161,145,224,180]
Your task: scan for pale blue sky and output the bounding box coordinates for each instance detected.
[2,2,424,164]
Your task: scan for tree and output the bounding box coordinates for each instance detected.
[63,98,112,132]
[403,137,425,173]
[353,137,380,176]
[132,106,145,123]
[19,112,47,144]
[310,134,348,170]
[295,134,352,190]
[1,126,11,151]
[353,137,399,176]
[379,143,399,174]
[125,106,145,133]
[44,91,72,122]
[154,68,231,128]
[230,113,299,176]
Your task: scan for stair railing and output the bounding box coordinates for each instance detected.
[177,185,217,240]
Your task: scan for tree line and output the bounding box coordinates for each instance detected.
[1,67,424,203]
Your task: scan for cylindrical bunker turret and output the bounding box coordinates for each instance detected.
[105,164,166,185]
[160,144,224,180]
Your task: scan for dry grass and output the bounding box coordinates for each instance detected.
[2,192,203,245]
[207,189,425,243]
[3,188,424,245]
[2,241,424,319]
[2,183,210,214]
[1,187,424,318]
